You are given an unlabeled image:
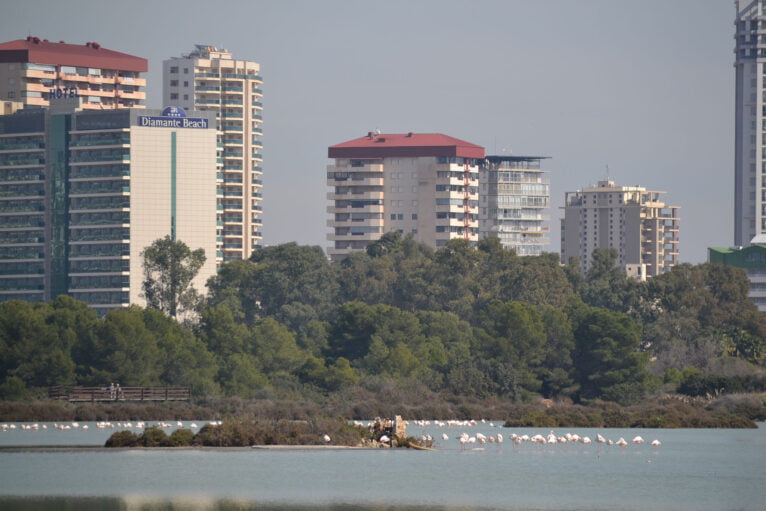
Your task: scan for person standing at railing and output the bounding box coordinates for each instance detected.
[115,383,123,400]
[109,382,115,400]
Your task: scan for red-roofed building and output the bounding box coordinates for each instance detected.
[327,132,485,260]
[0,36,147,109]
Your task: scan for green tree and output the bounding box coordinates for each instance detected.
[473,300,546,393]
[142,235,206,318]
[571,307,650,404]
[89,307,163,386]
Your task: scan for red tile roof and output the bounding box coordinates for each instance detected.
[329,132,485,159]
[0,37,147,73]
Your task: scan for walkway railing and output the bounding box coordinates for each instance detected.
[48,385,190,402]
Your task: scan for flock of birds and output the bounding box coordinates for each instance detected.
[407,419,662,450]
[1,420,222,432]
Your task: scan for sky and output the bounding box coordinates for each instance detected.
[2,0,734,263]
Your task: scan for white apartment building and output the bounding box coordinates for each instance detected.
[735,0,766,246]
[163,45,263,263]
[0,99,217,313]
[327,132,484,261]
[560,180,680,278]
[479,155,550,256]
[0,36,147,109]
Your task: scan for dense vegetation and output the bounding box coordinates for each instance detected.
[104,417,369,448]
[1,235,765,414]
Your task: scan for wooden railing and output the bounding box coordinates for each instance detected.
[49,385,190,402]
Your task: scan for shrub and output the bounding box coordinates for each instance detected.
[139,427,169,447]
[105,430,139,447]
[167,428,194,446]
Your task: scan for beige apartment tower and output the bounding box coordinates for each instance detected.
[327,132,484,261]
[163,45,263,264]
[560,180,679,278]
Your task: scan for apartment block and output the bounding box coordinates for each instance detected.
[163,45,263,263]
[0,100,217,313]
[327,132,484,261]
[0,36,147,109]
[479,155,550,256]
[560,180,680,278]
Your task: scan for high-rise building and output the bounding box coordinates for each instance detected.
[560,180,680,278]
[0,36,147,109]
[163,45,263,263]
[0,99,218,313]
[327,132,484,261]
[734,1,766,246]
[479,155,550,256]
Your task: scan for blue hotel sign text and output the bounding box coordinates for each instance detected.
[49,87,80,99]
[137,106,209,129]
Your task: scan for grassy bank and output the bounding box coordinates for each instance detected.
[1,391,765,428]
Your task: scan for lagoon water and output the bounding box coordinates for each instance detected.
[0,421,764,511]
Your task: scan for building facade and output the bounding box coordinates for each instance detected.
[0,100,217,313]
[560,180,680,277]
[479,155,550,256]
[734,1,766,247]
[709,244,766,312]
[0,36,146,109]
[327,132,484,261]
[163,45,263,263]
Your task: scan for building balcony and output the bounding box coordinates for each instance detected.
[327,190,384,201]
[21,68,56,79]
[327,204,384,214]
[116,76,146,87]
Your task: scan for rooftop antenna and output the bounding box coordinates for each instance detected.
[605,164,610,181]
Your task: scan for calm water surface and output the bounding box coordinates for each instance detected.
[1,421,764,511]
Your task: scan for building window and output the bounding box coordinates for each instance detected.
[170,80,178,87]
[183,94,189,100]
[183,81,189,87]
[183,68,189,74]
[170,93,178,100]
[390,214,397,220]
[170,66,178,73]
[412,214,418,220]
[7,92,14,99]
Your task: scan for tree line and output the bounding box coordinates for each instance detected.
[1,233,765,405]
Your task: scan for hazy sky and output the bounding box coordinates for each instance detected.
[3,0,733,263]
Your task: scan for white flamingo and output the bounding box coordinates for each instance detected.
[632,435,644,444]
[651,439,662,446]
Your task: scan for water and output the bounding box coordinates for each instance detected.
[1,421,765,511]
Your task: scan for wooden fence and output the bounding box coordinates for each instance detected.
[49,385,190,402]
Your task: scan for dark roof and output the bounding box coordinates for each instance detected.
[0,37,147,72]
[329,132,485,159]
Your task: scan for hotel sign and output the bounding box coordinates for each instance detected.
[49,87,80,99]
[137,106,209,129]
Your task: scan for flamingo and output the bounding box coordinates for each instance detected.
[632,435,644,444]
[616,437,628,446]
[323,434,331,443]
[651,439,662,446]
[596,433,607,443]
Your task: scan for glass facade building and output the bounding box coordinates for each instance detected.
[479,155,550,256]
[0,100,218,313]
